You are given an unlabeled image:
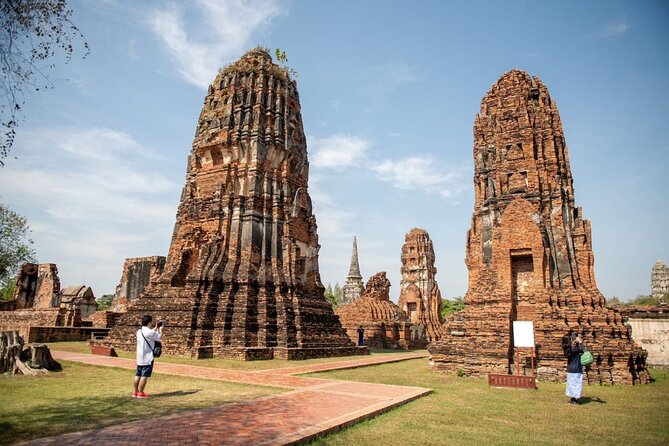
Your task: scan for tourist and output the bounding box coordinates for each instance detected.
[562,331,584,405]
[134,314,162,399]
[357,326,365,346]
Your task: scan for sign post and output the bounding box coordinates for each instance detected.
[488,321,537,389]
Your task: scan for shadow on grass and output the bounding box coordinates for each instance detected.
[580,396,607,404]
[150,389,201,398]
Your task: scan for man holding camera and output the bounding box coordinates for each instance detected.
[134,314,162,399]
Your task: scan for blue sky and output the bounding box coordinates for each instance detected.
[1,0,667,301]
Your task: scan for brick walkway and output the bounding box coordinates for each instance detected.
[20,351,431,445]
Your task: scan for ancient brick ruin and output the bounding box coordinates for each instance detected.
[336,272,426,349]
[112,256,166,312]
[429,70,650,384]
[651,260,669,300]
[397,229,443,342]
[0,263,102,340]
[342,236,364,305]
[103,48,365,360]
[13,263,60,310]
[60,285,97,321]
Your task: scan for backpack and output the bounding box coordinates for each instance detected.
[580,350,594,367]
[140,329,163,358]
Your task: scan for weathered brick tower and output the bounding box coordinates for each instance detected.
[429,70,649,384]
[104,48,365,359]
[397,228,443,342]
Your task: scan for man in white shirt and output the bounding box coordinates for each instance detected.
[134,314,162,398]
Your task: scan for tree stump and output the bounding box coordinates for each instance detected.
[0,331,23,374]
[0,331,59,375]
[28,344,61,371]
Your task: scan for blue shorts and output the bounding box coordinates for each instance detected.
[136,362,154,378]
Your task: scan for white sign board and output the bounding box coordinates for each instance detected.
[513,321,535,348]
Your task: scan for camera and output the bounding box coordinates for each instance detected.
[157,320,164,328]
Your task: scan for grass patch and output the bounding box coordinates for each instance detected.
[48,342,418,371]
[306,359,669,446]
[0,360,282,445]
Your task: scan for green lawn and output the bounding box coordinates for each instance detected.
[0,360,283,445]
[306,360,669,446]
[48,341,415,371]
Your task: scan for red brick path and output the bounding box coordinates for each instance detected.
[19,351,430,445]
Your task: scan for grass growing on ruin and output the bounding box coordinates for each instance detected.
[48,341,416,370]
[0,360,283,445]
[307,360,669,446]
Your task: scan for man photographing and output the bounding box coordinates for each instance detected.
[134,314,162,399]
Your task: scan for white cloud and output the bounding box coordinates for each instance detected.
[589,19,630,39]
[372,156,466,199]
[0,126,180,293]
[148,0,286,88]
[309,134,370,169]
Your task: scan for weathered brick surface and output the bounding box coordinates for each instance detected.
[12,263,60,309]
[397,228,443,342]
[60,285,97,321]
[0,264,96,336]
[112,256,166,311]
[342,236,364,304]
[0,309,62,339]
[88,310,124,328]
[103,49,366,359]
[26,326,108,343]
[337,272,426,349]
[429,70,650,385]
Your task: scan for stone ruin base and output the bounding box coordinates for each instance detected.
[99,341,369,361]
[341,321,428,350]
[429,347,651,385]
[272,346,369,360]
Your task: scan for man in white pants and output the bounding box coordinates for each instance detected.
[134,314,162,398]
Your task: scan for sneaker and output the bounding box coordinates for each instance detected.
[132,392,139,398]
[569,398,578,405]
[137,392,149,399]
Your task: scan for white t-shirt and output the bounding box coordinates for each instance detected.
[136,326,162,366]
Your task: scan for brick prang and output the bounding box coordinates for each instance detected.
[428,70,650,385]
[103,48,366,360]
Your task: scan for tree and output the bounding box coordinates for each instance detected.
[0,279,16,301]
[96,294,113,311]
[332,283,342,309]
[441,297,464,320]
[0,201,36,287]
[1,0,88,164]
[606,296,622,307]
[273,47,298,78]
[323,282,342,310]
[606,294,664,308]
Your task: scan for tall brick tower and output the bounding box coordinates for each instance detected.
[104,48,364,359]
[397,228,443,342]
[429,70,649,384]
